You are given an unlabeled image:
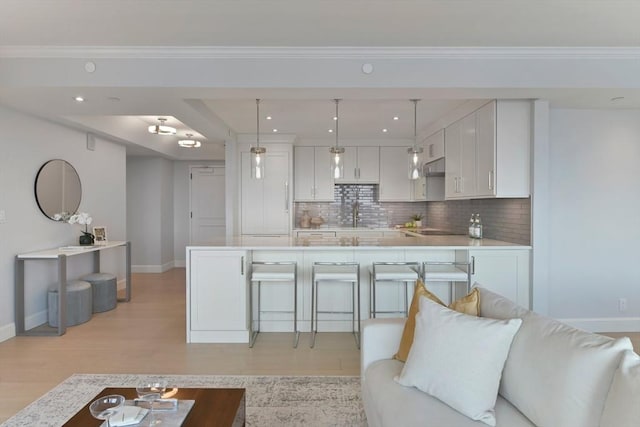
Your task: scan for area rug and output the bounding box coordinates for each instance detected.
[2,374,366,426]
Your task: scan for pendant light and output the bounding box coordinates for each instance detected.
[148,117,176,135]
[250,99,266,179]
[178,133,201,148]
[408,99,423,180]
[329,99,345,179]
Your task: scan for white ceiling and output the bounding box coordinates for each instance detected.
[1,1,639,159]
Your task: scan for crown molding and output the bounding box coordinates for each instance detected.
[1,46,640,60]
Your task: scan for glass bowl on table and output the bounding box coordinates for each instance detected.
[89,394,125,427]
[136,381,168,424]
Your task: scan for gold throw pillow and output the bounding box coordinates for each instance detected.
[393,279,480,362]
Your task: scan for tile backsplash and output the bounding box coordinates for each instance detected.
[294,184,531,245]
[426,198,531,245]
[295,184,426,229]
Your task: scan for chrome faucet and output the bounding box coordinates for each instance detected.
[352,201,359,227]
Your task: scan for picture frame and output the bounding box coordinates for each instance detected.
[92,226,108,244]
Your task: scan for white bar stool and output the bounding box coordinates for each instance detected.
[369,262,420,318]
[249,261,299,348]
[422,261,471,303]
[311,262,360,349]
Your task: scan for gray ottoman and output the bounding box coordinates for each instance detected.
[82,272,118,313]
[48,280,93,327]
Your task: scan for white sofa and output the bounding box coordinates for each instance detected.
[361,286,638,427]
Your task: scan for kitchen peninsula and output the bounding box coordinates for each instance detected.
[186,232,530,343]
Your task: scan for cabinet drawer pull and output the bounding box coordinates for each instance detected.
[471,256,475,275]
[241,256,244,275]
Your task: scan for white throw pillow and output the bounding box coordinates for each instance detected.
[600,349,640,427]
[395,296,522,426]
[499,311,633,427]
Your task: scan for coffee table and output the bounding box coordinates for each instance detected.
[62,387,245,426]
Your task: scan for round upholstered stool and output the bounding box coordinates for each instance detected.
[48,280,93,327]
[81,272,118,313]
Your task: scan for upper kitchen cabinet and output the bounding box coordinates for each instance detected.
[424,129,445,163]
[379,146,412,201]
[241,150,291,235]
[294,146,334,202]
[445,100,530,200]
[335,146,380,184]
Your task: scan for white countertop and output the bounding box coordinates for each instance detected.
[188,235,529,250]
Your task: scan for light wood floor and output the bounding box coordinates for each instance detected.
[1,268,638,423]
[0,268,360,423]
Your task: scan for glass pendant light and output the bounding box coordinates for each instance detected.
[250,99,266,179]
[408,99,423,180]
[329,99,344,179]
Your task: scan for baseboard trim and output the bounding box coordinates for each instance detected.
[559,317,640,333]
[132,261,175,274]
[174,260,186,268]
[0,323,16,343]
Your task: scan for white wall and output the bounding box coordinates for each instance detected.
[127,157,174,272]
[0,105,126,341]
[548,109,640,331]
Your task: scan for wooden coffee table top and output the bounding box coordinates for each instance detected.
[62,387,245,426]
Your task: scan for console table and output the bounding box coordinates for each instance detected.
[15,241,131,336]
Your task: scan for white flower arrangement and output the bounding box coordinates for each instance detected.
[54,211,93,235]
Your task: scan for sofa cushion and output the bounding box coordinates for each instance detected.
[395,297,522,426]
[600,349,640,427]
[394,279,479,362]
[477,286,529,320]
[364,359,535,427]
[499,310,633,427]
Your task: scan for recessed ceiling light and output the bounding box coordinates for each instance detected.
[266,116,272,120]
[272,129,278,132]
[328,129,333,133]
[333,116,338,121]
[74,96,84,102]
[382,128,388,133]
[393,116,399,121]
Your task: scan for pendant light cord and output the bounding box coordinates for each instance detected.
[256,98,260,148]
[335,98,340,148]
[412,99,419,149]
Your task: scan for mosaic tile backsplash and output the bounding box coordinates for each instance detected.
[294,184,531,245]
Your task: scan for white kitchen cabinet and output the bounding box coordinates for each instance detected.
[424,129,445,163]
[294,146,334,201]
[445,100,530,200]
[241,151,291,235]
[187,249,248,343]
[379,146,412,201]
[467,249,530,308]
[335,146,380,184]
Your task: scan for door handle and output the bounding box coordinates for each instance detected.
[284,181,289,211]
[488,171,494,190]
[471,256,475,275]
[241,256,244,275]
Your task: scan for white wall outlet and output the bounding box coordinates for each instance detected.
[0,209,6,223]
[618,298,627,312]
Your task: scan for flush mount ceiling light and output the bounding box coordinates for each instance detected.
[329,99,345,180]
[408,99,424,180]
[148,117,176,135]
[250,99,266,179]
[178,133,201,148]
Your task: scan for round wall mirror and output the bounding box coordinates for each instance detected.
[35,159,82,220]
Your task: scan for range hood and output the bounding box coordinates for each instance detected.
[423,158,445,177]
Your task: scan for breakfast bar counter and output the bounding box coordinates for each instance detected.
[186,234,530,343]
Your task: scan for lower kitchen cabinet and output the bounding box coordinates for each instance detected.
[468,249,530,308]
[187,249,248,343]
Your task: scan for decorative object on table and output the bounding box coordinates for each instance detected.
[411,213,423,228]
[89,394,125,427]
[310,216,325,228]
[300,210,312,228]
[93,226,108,244]
[55,211,94,245]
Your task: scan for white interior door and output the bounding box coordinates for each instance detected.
[190,166,226,244]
